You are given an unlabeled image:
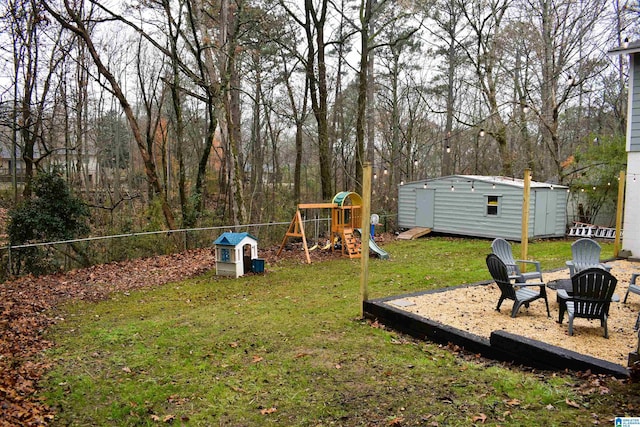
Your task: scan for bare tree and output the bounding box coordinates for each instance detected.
[43,1,177,229]
[520,0,609,183]
[279,0,333,200]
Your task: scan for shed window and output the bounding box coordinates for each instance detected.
[486,195,501,216]
[221,248,230,262]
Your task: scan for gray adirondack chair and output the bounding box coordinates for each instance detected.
[557,267,618,338]
[565,238,612,276]
[486,253,550,318]
[623,273,640,303]
[491,238,543,283]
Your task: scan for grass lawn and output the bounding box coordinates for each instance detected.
[41,237,640,426]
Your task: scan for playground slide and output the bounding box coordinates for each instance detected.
[368,239,390,260]
[355,229,390,259]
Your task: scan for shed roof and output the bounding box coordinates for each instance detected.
[404,175,567,189]
[608,40,640,56]
[214,232,257,246]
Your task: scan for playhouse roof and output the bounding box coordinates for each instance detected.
[332,191,362,206]
[407,175,567,189]
[213,232,257,247]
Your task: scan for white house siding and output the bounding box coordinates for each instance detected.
[623,153,640,257]
[622,52,640,258]
[631,55,640,152]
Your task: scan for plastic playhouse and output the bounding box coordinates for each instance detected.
[277,191,389,263]
[214,232,264,278]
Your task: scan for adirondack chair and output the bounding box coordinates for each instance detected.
[557,267,618,338]
[565,238,612,276]
[623,273,640,303]
[491,238,543,283]
[486,253,550,318]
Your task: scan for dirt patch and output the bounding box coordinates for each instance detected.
[389,260,640,366]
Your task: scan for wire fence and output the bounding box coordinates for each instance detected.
[0,213,397,281]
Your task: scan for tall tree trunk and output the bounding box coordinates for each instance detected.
[355,0,373,194]
[281,51,307,205]
[220,0,246,225]
[303,0,332,200]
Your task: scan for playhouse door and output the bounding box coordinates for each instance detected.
[415,188,435,228]
[533,191,558,235]
[242,244,252,275]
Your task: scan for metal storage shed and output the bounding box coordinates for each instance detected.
[397,175,568,241]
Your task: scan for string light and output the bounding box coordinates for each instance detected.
[479,129,485,137]
[564,173,640,195]
[623,37,630,49]
[446,145,451,154]
[387,167,636,197]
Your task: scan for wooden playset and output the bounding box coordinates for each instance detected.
[277,191,363,263]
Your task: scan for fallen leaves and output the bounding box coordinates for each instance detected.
[472,413,487,423]
[294,351,310,359]
[0,248,217,426]
[260,407,277,415]
[504,398,521,407]
[150,414,176,423]
[565,398,581,409]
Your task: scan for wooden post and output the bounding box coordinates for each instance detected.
[360,163,372,316]
[614,170,625,257]
[521,169,531,265]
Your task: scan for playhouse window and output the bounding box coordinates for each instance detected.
[221,248,230,262]
[486,195,501,216]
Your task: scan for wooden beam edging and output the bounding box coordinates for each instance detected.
[363,283,629,378]
[490,331,628,377]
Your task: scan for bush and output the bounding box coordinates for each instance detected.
[7,171,90,275]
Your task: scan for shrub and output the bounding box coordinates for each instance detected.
[7,171,90,275]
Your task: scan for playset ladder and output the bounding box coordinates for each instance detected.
[342,228,361,259]
[277,210,311,263]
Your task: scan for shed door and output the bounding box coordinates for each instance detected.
[533,191,558,235]
[415,188,435,228]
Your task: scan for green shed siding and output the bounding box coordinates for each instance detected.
[397,186,417,227]
[397,175,568,241]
